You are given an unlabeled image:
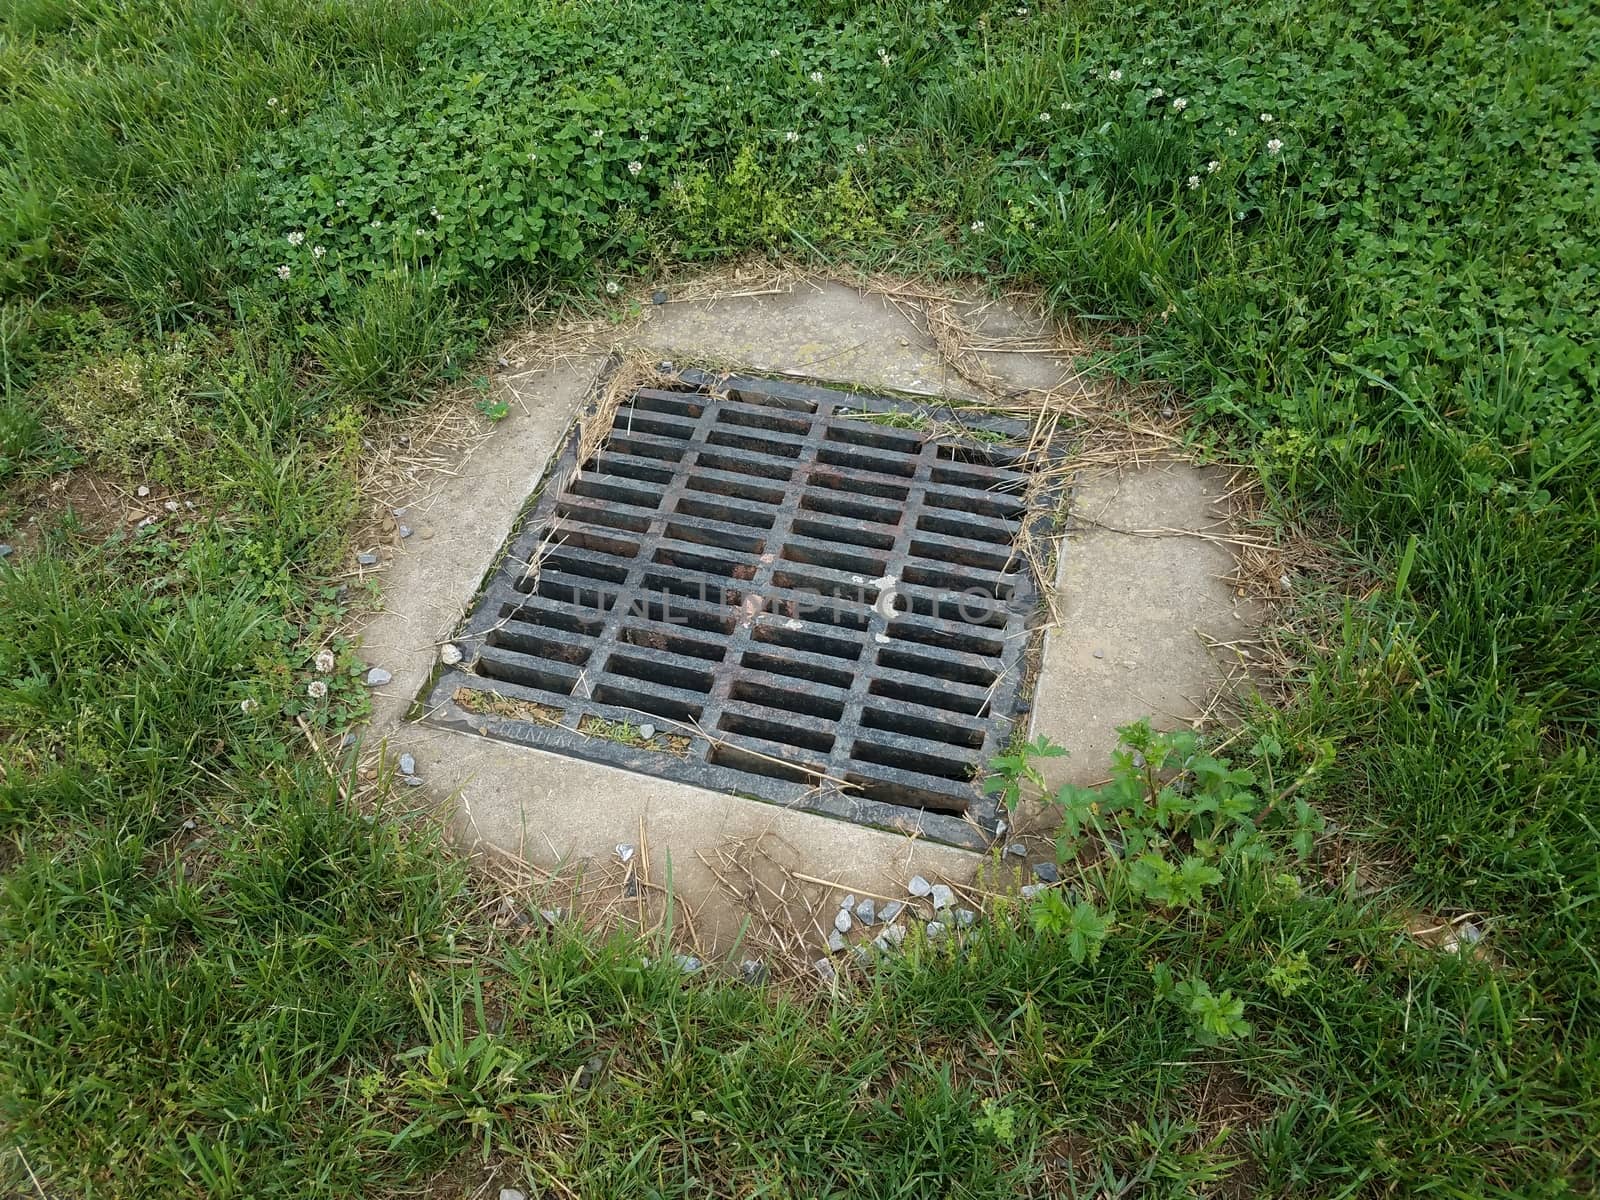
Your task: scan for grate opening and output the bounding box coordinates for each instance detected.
[431,369,1061,849]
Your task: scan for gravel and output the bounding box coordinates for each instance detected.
[840,894,856,912]
[637,723,656,739]
[1032,861,1060,883]
[398,524,413,538]
[1019,883,1044,901]
[834,908,853,934]
[0,544,12,559]
[855,898,876,926]
[674,954,703,974]
[398,752,415,776]
[925,921,947,939]
[615,843,636,863]
[827,929,848,954]
[878,923,907,948]
[929,884,955,911]
[500,1189,528,1200]
[356,552,379,566]
[907,875,932,897]
[402,775,424,787]
[813,958,836,982]
[739,959,768,984]
[364,667,392,686]
[1006,842,1027,857]
[954,907,977,927]
[878,900,905,924]
[440,643,463,665]
[539,908,563,926]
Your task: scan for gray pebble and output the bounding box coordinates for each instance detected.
[398,752,415,775]
[365,667,392,686]
[840,894,856,912]
[1006,842,1027,857]
[879,923,907,948]
[739,959,768,984]
[398,524,413,538]
[827,929,848,954]
[340,732,358,750]
[652,289,668,305]
[872,932,892,952]
[500,1189,528,1200]
[637,723,655,740]
[1460,921,1484,945]
[1033,861,1060,884]
[616,843,636,863]
[855,898,876,926]
[878,900,905,924]
[0,544,11,559]
[357,552,379,566]
[1020,883,1044,901]
[1093,649,1104,658]
[403,775,424,787]
[393,508,408,519]
[929,884,955,911]
[954,907,977,927]
[539,908,563,926]
[813,958,836,982]
[834,908,853,934]
[439,642,463,666]
[674,954,702,974]
[995,818,1008,839]
[925,921,947,939]
[907,874,932,898]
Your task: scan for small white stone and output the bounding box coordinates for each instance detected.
[616,843,635,863]
[136,485,151,498]
[637,723,656,739]
[440,643,463,665]
[929,884,955,911]
[500,1189,528,1200]
[907,874,932,898]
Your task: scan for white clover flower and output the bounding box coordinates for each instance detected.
[1142,56,1153,66]
[784,130,799,143]
[276,264,290,281]
[287,231,305,246]
[855,142,868,155]
[315,648,336,673]
[1260,112,1274,123]
[240,698,259,715]
[1208,159,1221,173]
[970,219,985,233]
[1172,96,1188,111]
[878,49,894,67]
[1038,111,1051,121]
[312,245,325,259]
[1108,68,1123,82]
[306,680,328,700]
[336,198,345,208]
[809,70,825,84]
[605,280,620,295]
[593,127,605,140]
[1267,137,1284,155]
[1151,87,1165,99]
[639,133,649,143]
[1015,4,1028,14]
[1187,174,1200,189]
[769,47,780,58]
[628,160,643,175]
[267,96,279,108]
[1226,127,1238,137]
[430,206,440,218]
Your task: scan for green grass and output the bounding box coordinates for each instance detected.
[2,0,1597,1194]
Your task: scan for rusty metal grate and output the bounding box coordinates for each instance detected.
[423,368,1059,850]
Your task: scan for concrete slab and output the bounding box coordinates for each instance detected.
[351,275,1257,955]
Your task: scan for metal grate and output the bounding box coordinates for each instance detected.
[424,368,1058,850]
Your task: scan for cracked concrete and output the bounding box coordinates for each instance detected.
[351,276,1258,955]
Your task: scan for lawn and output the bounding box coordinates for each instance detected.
[1,0,1596,1195]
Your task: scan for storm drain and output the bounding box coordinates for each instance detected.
[424,368,1060,850]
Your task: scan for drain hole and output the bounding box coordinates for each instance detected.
[781,543,888,577]
[614,413,695,440]
[915,510,1015,544]
[569,477,662,509]
[826,423,923,454]
[773,569,877,605]
[556,503,652,534]
[543,551,631,584]
[620,592,736,634]
[752,623,864,661]
[501,603,605,637]
[606,434,686,463]
[595,454,675,485]
[885,620,1003,657]
[924,489,1024,521]
[816,446,916,479]
[798,491,901,525]
[591,682,702,721]
[620,626,727,662]
[878,647,998,687]
[868,676,988,717]
[852,739,974,781]
[663,521,766,555]
[720,711,835,752]
[641,570,734,607]
[724,387,817,414]
[605,652,713,694]
[706,429,805,459]
[696,451,794,482]
[902,564,1014,600]
[530,577,618,609]
[553,528,641,559]
[862,707,984,749]
[931,465,1026,493]
[741,649,856,688]
[937,441,1025,469]
[676,496,776,529]
[808,470,909,502]
[791,517,894,550]
[652,546,747,580]
[898,589,1009,629]
[731,679,845,721]
[710,743,824,784]
[686,474,785,505]
[485,627,594,665]
[719,406,813,436]
[476,656,577,695]
[844,772,968,814]
[629,388,706,419]
[909,538,1014,573]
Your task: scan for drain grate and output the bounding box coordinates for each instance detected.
[424,368,1060,850]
